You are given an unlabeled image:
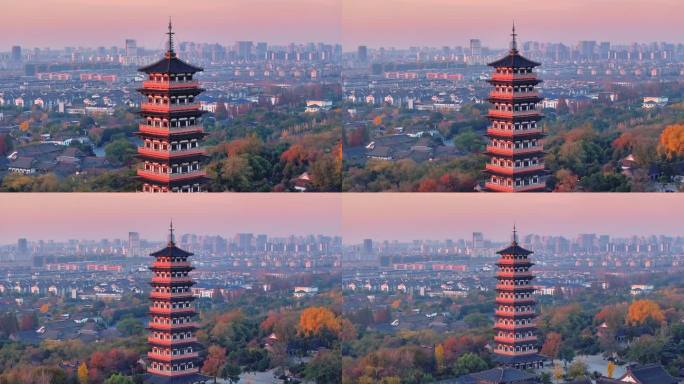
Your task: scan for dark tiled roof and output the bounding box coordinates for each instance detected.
[623,364,678,384]
[139,56,203,74]
[488,50,541,68]
[9,156,35,169]
[150,244,193,258]
[143,373,210,384]
[496,242,533,256]
[438,367,539,384]
[492,353,547,365]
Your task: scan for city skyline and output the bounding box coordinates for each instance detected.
[0,0,341,49]
[3,194,684,244]
[342,0,684,48]
[0,194,342,243]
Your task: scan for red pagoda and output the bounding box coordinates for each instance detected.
[145,222,208,384]
[493,227,545,370]
[137,21,207,193]
[484,24,546,192]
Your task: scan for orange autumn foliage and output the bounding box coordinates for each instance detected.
[540,332,562,358]
[658,124,684,159]
[627,299,665,326]
[298,306,341,336]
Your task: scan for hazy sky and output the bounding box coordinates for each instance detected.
[342,0,684,48]
[341,194,684,243]
[0,0,341,49]
[1,0,681,50]
[2,194,684,244]
[0,194,341,243]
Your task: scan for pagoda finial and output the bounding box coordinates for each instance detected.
[512,223,518,244]
[168,219,175,245]
[166,18,176,58]
[510,21,518,52]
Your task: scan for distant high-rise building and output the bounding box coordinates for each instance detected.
[128,232,141,258]
[357,45,368,63]
[145,222,207,383]
[472,232,484,249]
[255,42,268,59]
[17,238,28,258]
[484,25,546,192]
[236,41,253,60]
[125,39,137,64]
[493,227,545,369]
[579,40,597,61]
[136,21,207,192]
[236,233,254,252]
[11,46,21,62]
[469,39,482,62]
[363,239,373,255]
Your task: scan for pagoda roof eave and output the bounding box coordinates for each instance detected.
[488,50,541,68]
[139,56,203,74]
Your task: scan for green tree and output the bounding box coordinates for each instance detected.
[566,359,589,380]
[303,349,341,384]
[104,373,134,384]
[116,317,144,336]
[104,139,136,166]
[452,352,488,376]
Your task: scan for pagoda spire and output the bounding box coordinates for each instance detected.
[168,219,175,245]
[510,21,518,52]
[166,18,176,58]
[512,224,518,244]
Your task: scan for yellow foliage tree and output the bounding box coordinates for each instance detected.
[391,299,401,309]
[553,361,564,380]
[435,343,445,373]
[627,299,665,326]
[77,362,88,384]
[298,307,340,336]
[39,303,50,313]
[373,115,383,126]
[607,360,615,378]
[658,124,684,159]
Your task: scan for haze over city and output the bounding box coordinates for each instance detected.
[0,0,341,49]
[342,0,684,48]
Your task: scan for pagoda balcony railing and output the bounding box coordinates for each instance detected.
[485,182,546,193]
[495,271,534,279]
[146,367,199,377]
[149,307,196,316]
[495,322,537,330]
[137,169,206,184]
[142,80,199,90]
[149,291,195,300]
[495,284,534,291]
[489,91,539,99]
[495,310,536,317]
[486,145,544,156]
[138,124,204,136]
[485,164,545,176]
[141,102,201,113]
[151,261,192,269]
[493,349,539,357]
[490,73,538,82]
[488,110,541,120]
[147,351,199,362]
[150,276,194,284]
[495,259,532,266]
[486,127,543,137]
[147,336,198,346]
[148,321,199,331]
[496,297,536,305]
[494,335,538,344]
[138,147,206,159]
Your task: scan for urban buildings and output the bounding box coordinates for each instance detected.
[484,25,546,192]
[146,222,207,383]
[136,21,208,193]
[492,227,545,370]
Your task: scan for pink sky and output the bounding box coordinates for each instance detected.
[342,0,684,48]
[0,194,341,242]
[0,0,341,49]
[2,194,684,244]
[341,194,684,243]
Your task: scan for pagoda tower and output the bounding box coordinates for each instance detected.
[493,227,545,370]
[137,21,207,193]
[484,24,546,192]
[145,222,208,384]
